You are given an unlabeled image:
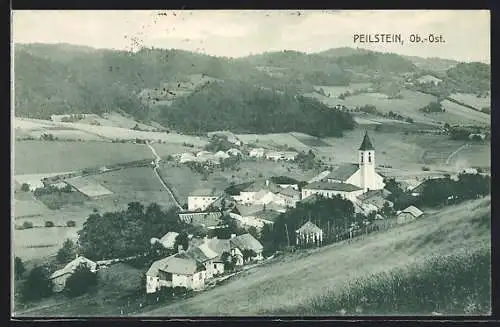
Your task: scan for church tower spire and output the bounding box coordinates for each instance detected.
[358,131,376,191]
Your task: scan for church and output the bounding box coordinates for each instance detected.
[301,131,385,202]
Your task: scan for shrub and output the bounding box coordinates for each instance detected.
[21,183,30,192]
[14,257,25,280]
[21,266,53,301]
[67,220,76,227]
[65,264,98,297]
[421,166,430,171]
[45,221,55,228]
[22,221,34,229]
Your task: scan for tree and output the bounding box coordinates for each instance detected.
[221,251,236,271]
[64,264,97,297]
[247,226,259,240]
[14,257,25,280]
[174,232,189,251]
[241,249,257,263]
[21,183,30,192]
[21,266,52,301]
[66,220,76,227]
[45,221,55,228]
[57,239,76,264]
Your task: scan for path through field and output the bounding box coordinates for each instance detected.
[146,141,183,210]
[445,143,470,166]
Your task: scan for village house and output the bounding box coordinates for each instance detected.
[296,221,323,246]
[204,237,231,275]
[178,211,223,229]
[396,205,424,225]
[187,188,222,211]
[264,150,298,161]
[230,180,281,205]
[186,242,220,279]
[229,233,264,265]
[153,231,179,250]
[275,187,301,208]
[248,147,266,158]
[356,189,394,212]
[179,152,196,164]
[146,252,206,294]
[416,74,443,86]
[50,256,98,293]
[226,148,242,157]
[301,132,385,201]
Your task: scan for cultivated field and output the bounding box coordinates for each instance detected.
[235,133,311,151]
[449,93,491,111]
[14,141,154,174]
[313,83,372,98]
[439,100,490,126]
[140,197,490,316]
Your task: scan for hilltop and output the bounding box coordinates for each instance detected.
[13,43,490,133]
[140,197,490,316]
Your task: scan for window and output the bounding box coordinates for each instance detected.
[214,264,217,269]
[361,153,364,163]
[368,152,372,163]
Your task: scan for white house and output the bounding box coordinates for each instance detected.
[249,148,266,158]
[179,153,196,164]
[205,237,231,275]
[302,132,385,200]
[186,242,220,279]
[397,206,424,225]
[50,256,97,293]
[187,189,221,211]
[416,75,443,86]
[146,252,206,294]
[156,232,179,249]
[296,221,323,246]
[356,190,393,212]
[229,233,264,265]
[226,148,242,157]
[275,187,301,208]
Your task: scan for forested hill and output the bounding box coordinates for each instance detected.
[157,80,356,137]
[445,62,491,93]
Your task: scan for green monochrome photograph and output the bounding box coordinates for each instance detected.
[11,9,491,318]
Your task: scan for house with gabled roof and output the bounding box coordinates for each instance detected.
[229,233,264,264]
[186,242,219,279]
[397,205,424,225]
[146,252,206,294]
[50,256,97,293]
[188,188,222,211]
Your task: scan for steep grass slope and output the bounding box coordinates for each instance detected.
[141,197,491,316]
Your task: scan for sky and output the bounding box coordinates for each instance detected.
[12,10,490,63]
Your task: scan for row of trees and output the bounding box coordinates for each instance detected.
[259,195,362,256]
[77,203,183,261]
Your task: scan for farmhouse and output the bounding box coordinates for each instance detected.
[264,150,298,161]
[416,74,442,86]
[50,256,97,293]
[302,132,385,201]
[248,148,266,158]
[296,221,323,246]
[275,187,301,208]
[179,152,196,164]
[186,243,220,279]
[226,148,242,157]
[230,180,281,205]
[146,252,206,294]
[187,188,222,211]
[230,233,264,264]
[396,205,424,225]
[204,237,231,274]
[356,189,393,211]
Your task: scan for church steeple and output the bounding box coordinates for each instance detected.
[359,131,375,151]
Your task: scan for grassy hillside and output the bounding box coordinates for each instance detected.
[140,197,490,316]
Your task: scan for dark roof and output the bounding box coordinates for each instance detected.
[251,209,282,222]
[304,181,362,192]
[359,131,375,151]
[279,187,301,198]
[327,163,359,181]
[230,234,263,252]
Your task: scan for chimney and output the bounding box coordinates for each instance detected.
[178,245,184,253]
[231,234,236,239]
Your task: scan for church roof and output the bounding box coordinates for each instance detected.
[327,163,359,181]
[359,132,375,151]
[303,181,363,192]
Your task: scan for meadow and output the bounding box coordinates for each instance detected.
[439,100,490,126]
[313,83,372,98]
[14,141,154,174]
[138,197,490,316]
[449,93,491,111]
